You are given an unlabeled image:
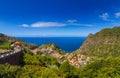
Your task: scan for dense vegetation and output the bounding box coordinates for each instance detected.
[79,57,120,78]
[1,53,120,78]
[0,50,78,78]
[79,26,120,58]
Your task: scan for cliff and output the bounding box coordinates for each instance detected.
[78,26,120,57]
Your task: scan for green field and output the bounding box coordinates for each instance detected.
[0,42,11,50]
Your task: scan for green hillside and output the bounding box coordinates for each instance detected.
[79,26,120,57]
[38,43,65,54]
[0,33,37,50]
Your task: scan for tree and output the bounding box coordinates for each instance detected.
[59,61,78,78]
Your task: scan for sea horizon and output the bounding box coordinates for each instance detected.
[16,37,87,52]
[14,36,87,38]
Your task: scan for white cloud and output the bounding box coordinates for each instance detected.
[20,21,94,28]
[99,12,109,21]
[20,24,29,27]
[31,22,67,27]
[67,20,77,23]
[67,20,94,26]
[115,12,120,18]
[71,23,94,26]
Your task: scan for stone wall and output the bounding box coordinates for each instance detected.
[0,52,21,65]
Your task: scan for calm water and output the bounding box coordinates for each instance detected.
[16,37,86,52]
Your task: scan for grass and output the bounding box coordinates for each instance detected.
[0,42,11,50]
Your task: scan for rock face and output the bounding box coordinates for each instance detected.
[79,33,95,52]
[79,26,120,57]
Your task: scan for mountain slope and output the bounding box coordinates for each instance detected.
[78,26,120,57]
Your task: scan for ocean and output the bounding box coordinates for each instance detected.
[16,37,86,52]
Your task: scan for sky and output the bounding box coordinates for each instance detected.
[0,0,120,37]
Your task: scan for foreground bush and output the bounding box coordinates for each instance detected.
[79,57,120,78]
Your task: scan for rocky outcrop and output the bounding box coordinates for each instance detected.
[37,43,65,59]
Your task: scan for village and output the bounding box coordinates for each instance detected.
[66,53,91,67]
[33,44,92,67]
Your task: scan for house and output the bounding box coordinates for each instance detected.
[10,41,23,51]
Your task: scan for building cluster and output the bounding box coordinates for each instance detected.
[39,47,62,59]
[66,53,91,67]
[36,44,92,68]
[10,41,23,51]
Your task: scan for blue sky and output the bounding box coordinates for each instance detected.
[0,0,120,37]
